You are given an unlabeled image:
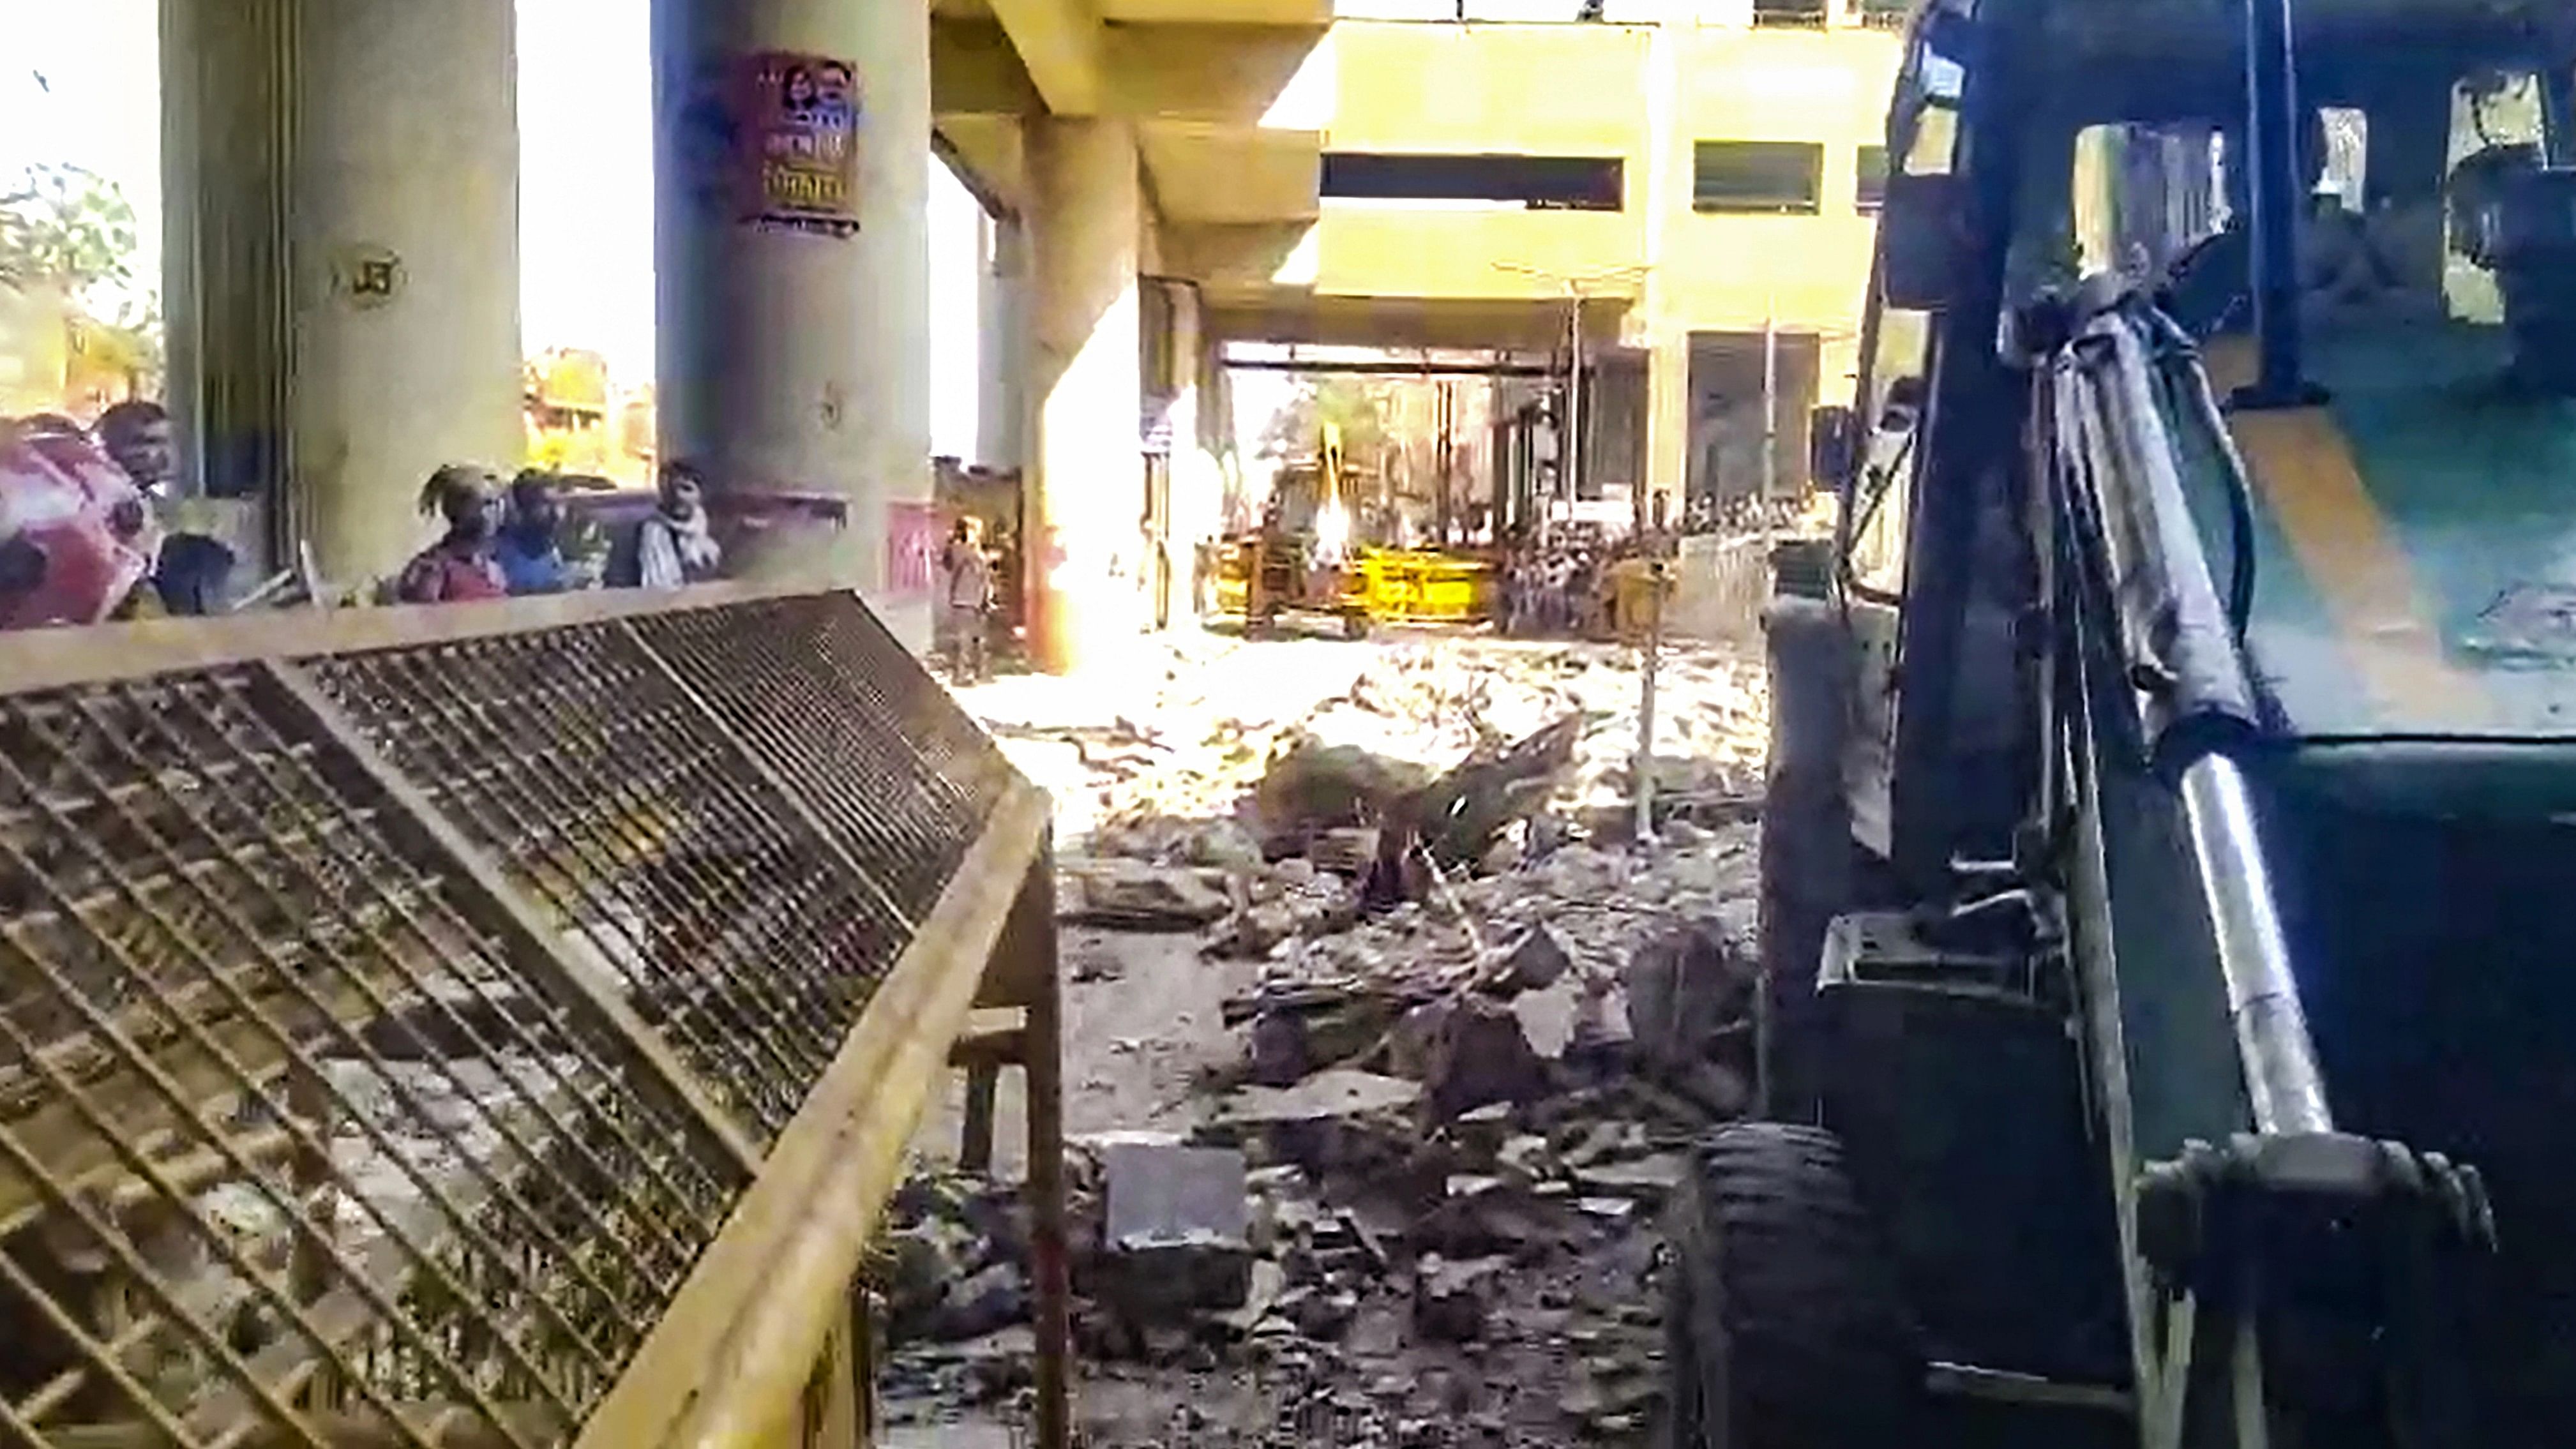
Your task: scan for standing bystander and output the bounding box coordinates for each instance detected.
[940,517,995,684]
[614,461,723,589]
[393,465,507,604]
[493,470,577,594]
[99,400,234,614]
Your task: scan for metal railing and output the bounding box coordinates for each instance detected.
[0,584,1057,1449]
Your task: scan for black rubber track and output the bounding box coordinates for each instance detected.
[1666,1122,1923,1449]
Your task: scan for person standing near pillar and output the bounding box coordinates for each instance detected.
[612,460,724,590]
[393,465,507,604]
[652,0,934,641]
[100,400,234,615]
[941,517,995,684]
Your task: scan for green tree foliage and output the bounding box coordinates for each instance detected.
[0,163,160,394]
[0,163,139,297]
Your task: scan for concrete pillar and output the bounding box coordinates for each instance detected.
[653,0,935,648]
[1164,282,1224,621]
[294,0,524,591]
[1644,335,1691,529]
[160,0,296,571]
[978,213,1028,471]
[1025,117,1142,675]
[1635,11,1687,534]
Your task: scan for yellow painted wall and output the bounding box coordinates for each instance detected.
[1661,27,1896,331]
[1324,22,1651,153]
[1311,20,1899,336]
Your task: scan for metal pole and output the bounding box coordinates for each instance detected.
[2177,754,2333,1136]
[1023,858,1073,1449]
[1760,310,1779,505]
[1632,560,1665,844]
[1565,287,1584,531]
[2242,0,2310,405]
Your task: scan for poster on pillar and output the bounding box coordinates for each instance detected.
[736,52,862,237]
[887,501,942,603]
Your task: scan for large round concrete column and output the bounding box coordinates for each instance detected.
[292,0,523,592]
[1025,117,1142,675]
[1644,336,1691,527]
[653,0,935,649]
[977,212,1027,470]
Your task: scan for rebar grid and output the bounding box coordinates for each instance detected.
[0,592,1009,1448]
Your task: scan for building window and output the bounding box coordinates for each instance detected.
[1320,153,1625,211]
[1858,0,1909,28]
[1751,0,1828,28]
[1856,145,1890,212]
[1693,142,1824,215]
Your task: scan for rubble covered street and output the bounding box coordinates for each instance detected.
[881,627,1774,1448]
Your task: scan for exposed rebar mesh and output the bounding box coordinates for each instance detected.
[0,592,1016,1448]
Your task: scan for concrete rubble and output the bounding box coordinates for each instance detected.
[884,630,1772,1446]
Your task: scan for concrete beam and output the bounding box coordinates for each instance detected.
[938,117,1029,215]
[1134,123,1318,224]
[931,17,1044,116]
[1106,24,1327,121]
[1158,221,1311,287]
[1208,292,1632,352]
[986,0,1108,116]
[933,17,1326,122]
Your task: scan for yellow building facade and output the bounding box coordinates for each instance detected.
[1293,11,1903,514]
[930,0,1899,659]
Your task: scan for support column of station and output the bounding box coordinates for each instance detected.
[1636,13,1690,535]
[979,213,1028,472]
[1643,336,1691,531]
[1161,281,1222,622]
[653,0,936,649]
[162,0,523,593]
[1025,117,1143,675]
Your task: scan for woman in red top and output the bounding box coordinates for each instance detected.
[393,465,507,604]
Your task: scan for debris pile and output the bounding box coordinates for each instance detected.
[886,629,1775,1445]
[882,896,1769,1444]
[975,634,1766,848]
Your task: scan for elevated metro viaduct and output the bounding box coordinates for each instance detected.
[156,0,1895,676]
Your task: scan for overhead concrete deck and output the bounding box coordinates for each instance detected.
[934,7,1898,356]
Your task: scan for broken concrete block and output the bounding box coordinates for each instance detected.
[1574,1152,1691,1203]
[1622,917,1752,1070]
[1412,1254,1504,1344]
[1097,1143,1253,1324]
[1218,1068,1424,1127]
[1486,924,1572,993]
[1512,976,1586,1062]
[1063,860,1233,929]
[1307,825,1382,876]
[1246,1009,1311,1087]
[1391,995,1549,1118]
[929,1262,1028,1342]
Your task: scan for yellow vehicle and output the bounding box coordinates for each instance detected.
[1210,422,1375,638]
[1209,421,1500,632]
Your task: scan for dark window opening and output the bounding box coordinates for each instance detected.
[1320,153,1625,211]
[1752,0,1828,29]
[1857,144,1890,212]
[1694,142,1825,214]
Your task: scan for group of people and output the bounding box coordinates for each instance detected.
[0,400,220,628]
[391,459,723,604]
[0,399,735,633]
[1500,533,1608,638]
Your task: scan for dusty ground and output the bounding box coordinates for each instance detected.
[882,625,1769,1448]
